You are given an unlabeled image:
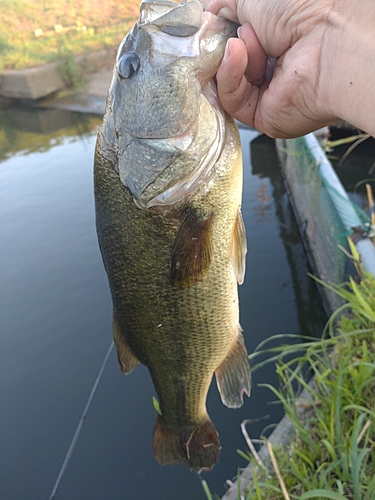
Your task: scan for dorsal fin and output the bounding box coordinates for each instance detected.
[232,207,247,285]
[169,209,213,288]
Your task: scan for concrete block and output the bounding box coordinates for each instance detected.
[75,48,117,75]
[0,47,117,101]
[0,63,65,100]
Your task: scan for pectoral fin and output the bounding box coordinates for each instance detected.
[215,327,251,408]
[232,207,247,285]
[113,313,141,374]
[169,209,213,288]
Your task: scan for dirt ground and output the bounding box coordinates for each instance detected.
[2,0,139,33]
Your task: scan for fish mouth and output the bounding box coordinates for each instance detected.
[140,0,203,37]
[138,6,238,91]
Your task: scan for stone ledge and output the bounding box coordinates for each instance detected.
[0,48,117,101]
[1,63,65,100]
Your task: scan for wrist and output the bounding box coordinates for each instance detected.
[325,0,375,135]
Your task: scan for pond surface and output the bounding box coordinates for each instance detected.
[0,106,326,500]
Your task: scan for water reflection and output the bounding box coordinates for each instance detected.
[1,107,326,500]
[251,134,327,339]
[0,105,102,162]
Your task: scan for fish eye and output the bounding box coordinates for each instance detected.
[118,53,140,80]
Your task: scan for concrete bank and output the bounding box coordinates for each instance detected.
[277,133,375,314]
[0,48,116,113]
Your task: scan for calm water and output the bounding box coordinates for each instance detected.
[0,106,325,500]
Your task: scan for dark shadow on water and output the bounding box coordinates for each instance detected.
[327,128,375,210]
[251,134,327,340]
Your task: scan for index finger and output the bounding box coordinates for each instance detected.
[203,0,239,22]
[216,37,260,128]
[238,23,267,87]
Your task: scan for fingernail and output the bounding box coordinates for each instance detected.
[222,38,232,62]
[237,26,243,40]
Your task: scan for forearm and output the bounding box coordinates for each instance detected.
[326,0,375,136]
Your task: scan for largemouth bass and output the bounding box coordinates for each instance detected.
[94,0,250,472]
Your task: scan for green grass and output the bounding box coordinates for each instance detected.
[204,272,375,500]
[0,0,138,71]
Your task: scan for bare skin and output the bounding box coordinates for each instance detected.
[204,0,375,138]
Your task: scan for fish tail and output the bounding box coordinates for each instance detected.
[152,415,220,472]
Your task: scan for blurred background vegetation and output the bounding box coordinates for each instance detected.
[0,0,139,72]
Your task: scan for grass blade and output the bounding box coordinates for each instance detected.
[201,480,213,500]
[299,489,348,500]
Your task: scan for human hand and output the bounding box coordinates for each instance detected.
[205,0,357,138]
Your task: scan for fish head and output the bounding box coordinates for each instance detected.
[101,0,238,209]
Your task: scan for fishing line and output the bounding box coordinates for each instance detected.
[48,341,114,500]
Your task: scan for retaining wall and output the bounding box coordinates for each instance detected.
[0,48,116,101]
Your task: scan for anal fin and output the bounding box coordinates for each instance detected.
[113,313,141,374]
[169,209,213,288]
[215,327,251,408]
[232,207,247,285]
